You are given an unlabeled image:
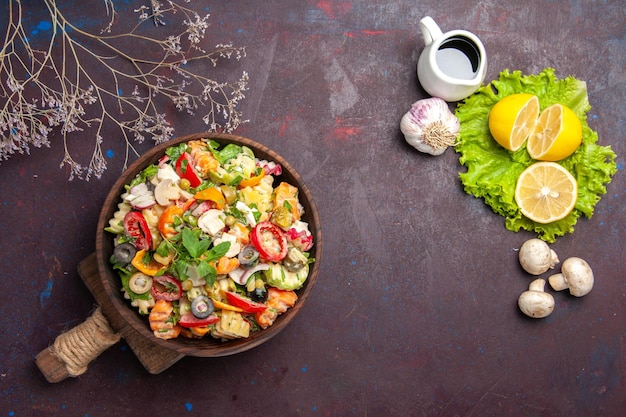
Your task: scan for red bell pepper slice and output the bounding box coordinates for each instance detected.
[178,313,219,328]
[123,211,153,251]
[151,275,182,301]
[175,152,202,188]
[224,291,268,313]
[250,221,288,262]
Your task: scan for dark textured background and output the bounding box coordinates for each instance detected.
[1,1,623,416]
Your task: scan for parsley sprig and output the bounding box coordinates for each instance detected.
[157,227,230,287]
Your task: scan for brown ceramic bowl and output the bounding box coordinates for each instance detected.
[95,133,322,357]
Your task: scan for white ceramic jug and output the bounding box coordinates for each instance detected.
[417,16,487,102]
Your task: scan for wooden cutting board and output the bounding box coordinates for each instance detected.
[35,253,184,383]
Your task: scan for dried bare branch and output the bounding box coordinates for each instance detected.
[0,0,248,180]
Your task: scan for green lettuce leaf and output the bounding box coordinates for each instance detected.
[455,68,617,242]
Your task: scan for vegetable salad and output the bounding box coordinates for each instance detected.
[106,139,315,341]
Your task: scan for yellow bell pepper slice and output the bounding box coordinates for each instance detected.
[193,187,226,210]
[211,256,240,275]
[210,298,244,313]
[158,205,183,238]
[189,326,212,337]
[238,169,265,189]
[131,249,163,276]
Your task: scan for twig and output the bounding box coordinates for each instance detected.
[0,0,248,180]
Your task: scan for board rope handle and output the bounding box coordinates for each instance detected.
[36,307,120,382]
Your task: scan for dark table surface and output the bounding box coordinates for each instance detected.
[1,1,624,416]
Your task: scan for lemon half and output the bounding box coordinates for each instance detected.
[527,103,583,161]
[488,93,540,151]
[514,162,578,224]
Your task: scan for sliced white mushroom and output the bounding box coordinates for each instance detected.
[154,178,181,206]
[157,164,180,182]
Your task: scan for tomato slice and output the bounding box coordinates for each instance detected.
[250,221,288,262]
[175,152,202,188]
[151,275,182,301]
[224,291,268,313]
[178,313,219,328]
[123,211,153,250]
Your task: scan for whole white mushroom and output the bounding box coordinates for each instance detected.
[518,238,559,275]
[548,257,594,297]
[518,279,555,318]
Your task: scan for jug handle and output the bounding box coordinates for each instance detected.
[420,16,443,45]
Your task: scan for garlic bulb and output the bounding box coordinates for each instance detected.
[400,97,460,155]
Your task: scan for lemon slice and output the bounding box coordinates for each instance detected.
[488,93,540,151]
[514,162,578,224]
[527,103,582,161]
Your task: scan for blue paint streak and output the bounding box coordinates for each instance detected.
[106,149,115,158]
[9,412,15,417]
[117,88,123,96]
[37,21,52,31]
[40,280,53,306]
[184,402,193,411]
[301,366,307,372]
[32,20,53,36]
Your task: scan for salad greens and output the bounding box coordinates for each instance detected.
[455,68,617,242]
